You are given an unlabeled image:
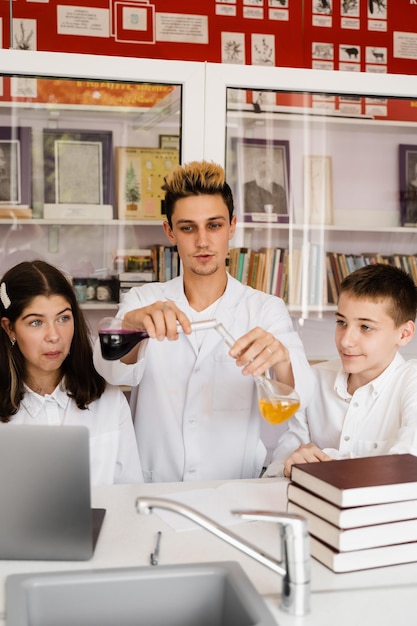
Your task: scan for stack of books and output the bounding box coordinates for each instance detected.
[287,454,417,573]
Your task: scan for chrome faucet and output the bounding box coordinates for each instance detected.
[136,497,310,616]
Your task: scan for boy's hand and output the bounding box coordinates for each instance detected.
[283,443,332,478]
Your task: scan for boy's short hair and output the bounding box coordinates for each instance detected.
[340,263,417,326]
[162,160,234,227]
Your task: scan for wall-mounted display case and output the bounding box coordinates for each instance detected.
[0,50,205,332]
[204,63,417,359]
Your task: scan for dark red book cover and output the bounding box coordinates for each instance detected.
[291,454,417,508]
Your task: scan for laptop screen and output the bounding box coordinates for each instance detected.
[0,425,105,560]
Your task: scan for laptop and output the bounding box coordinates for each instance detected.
[0,425,105,561]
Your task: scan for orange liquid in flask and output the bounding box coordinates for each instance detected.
[258,398,300,425]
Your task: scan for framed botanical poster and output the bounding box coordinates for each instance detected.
[43,129,113,219]
[303,155,333,225]
[399,144,417,227]
[116,146,179,220]
[230,137,290,223]
[0,126,32,217]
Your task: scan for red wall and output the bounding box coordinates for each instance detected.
[1,1,416,75]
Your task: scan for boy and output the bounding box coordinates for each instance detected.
[94,160,314,482]
[265,263,417,478]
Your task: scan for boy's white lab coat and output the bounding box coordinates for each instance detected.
[94,274,314,482]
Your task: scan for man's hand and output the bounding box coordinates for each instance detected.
[283,443,332,478]
[123,301,192,342]
[117,301,192,364]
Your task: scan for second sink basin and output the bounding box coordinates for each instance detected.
[6,561,276,626]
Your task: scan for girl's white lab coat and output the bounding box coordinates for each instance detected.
[94,274,314,483]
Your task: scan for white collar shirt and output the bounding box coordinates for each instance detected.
[5,382,143,487]
[270,352,417,470]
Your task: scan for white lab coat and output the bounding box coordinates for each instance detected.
[93,274,314,483]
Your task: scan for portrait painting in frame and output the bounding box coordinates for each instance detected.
[399,144,417,227]
[231,137,290,224]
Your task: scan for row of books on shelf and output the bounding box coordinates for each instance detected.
[228,246,417,306]
[288,454,417,573]
[154,245,181,282]
[326,250,417,303]
[113,245,417,302]
[117,244,324,302]
[228,245,346,305]
[113,246,180,287]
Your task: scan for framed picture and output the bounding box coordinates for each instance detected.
[43,129,113,219]
[303,155,333,225]
[230,137,290,223]
[116,146,179,220]
[0,126,31,208]
[111,0,156,44]
[399,144,417,227]
[159,134,180,151]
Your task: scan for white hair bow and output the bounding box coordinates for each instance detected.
[0,282,11,309]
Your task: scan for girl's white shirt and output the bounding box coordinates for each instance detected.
[4,381,143,486]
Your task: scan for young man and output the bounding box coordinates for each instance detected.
[265,263,417,479]
[94,160,314,482]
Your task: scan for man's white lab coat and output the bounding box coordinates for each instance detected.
[94,274,314,482]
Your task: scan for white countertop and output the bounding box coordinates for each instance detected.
[1,477,417,625]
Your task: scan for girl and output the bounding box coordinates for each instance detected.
[0,260,143,486]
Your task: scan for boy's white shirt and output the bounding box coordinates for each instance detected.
[265,352,417,477]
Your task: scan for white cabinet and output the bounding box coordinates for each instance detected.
[202,63,417,358]
[0,50,205,338]
[1,51,417,357]
[0,50,206,243]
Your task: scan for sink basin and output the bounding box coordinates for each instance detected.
[6,561,276,626]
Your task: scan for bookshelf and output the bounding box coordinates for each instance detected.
[229,224,417,309]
